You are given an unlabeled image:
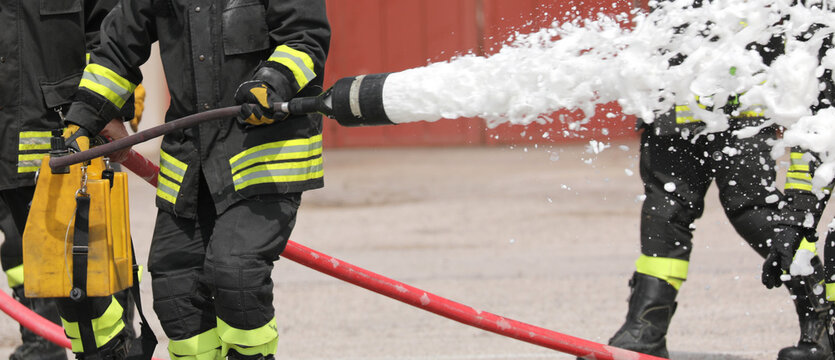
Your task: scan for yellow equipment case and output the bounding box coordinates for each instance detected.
[22,134,133,299]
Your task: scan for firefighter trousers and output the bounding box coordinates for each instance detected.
[148,175,300,359]
[637,126,781,285]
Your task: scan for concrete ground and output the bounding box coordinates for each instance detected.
[0,139,813,359]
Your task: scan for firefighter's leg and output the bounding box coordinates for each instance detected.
[603,131,712,359]
[0,188,68,360]
[56,296,129,360]
[715,126,832,360]
[205,193,300,360]
[149,203,222,360]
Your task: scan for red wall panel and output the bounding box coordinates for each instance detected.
[323,0,483,148]
[322,0,637,148]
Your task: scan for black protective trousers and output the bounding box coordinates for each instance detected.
[148,174,299,348]
[639,126,781,260]
[0,186,35,276]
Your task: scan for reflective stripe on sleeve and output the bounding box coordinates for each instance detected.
[79,63,137,108]
[267,45,316,90]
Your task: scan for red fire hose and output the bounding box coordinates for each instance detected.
[31,115,667,359]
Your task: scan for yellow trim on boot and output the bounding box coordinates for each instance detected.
[61,296,125,352]
[168,328,223,360]
[635,255,689,290]
[217,317,278,357]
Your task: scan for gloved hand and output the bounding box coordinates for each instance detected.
[234,80,288,127]
[130,84,146,132]
[63,124,92,153]
[762,226,808,289]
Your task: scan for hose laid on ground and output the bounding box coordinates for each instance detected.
[41,111,666,360]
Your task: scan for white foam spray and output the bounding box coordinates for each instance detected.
[382,0,835,189]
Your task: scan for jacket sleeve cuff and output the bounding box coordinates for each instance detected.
[253,64,294,100]
[64,100,110,136]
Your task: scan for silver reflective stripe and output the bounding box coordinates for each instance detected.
[271,52,316,84]
[233,163,324,188]
[349,75,365,118]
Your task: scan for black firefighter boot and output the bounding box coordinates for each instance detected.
[778,257,834,360]
[598,272,678,359]
[11,286,68,360]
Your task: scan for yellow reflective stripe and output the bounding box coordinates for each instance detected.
[789,164,810,172]
[18,143,51,151]
[785,183,813,191]
[17,166,39,174]
[80,63,137,108]
[17,153,46,161]
[157,150,186,205]
[229,135,323,175]
[267,45,316,90]
[785,172,813,192]
[232,157,324,191]
[160,164,185,183]
[635,254,689,290]
[61,296,126,352]
[19,131,52,139]
[169,328,221,356]
[17,153,45,173]
[229,134,322,165]
[827,283,835,301]
[5,265,23,288]
[160,150,187,171]
[228,337,277,357]
[787,172,812,181]
[157,176,180,205]
[796,238,817,255]
[217,317,277,348]
[736,110,764,117]
[675,105,701,124]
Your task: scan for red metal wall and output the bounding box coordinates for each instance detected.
[322,0,637,148]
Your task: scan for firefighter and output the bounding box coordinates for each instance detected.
[61,1,330,359]
[760,26,835,360]
[0,1,137,359]
[587,7,834,360]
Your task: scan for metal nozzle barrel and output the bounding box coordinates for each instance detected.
[322,73,396,127]
[281,73,395,127]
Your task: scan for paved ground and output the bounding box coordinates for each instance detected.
[0,139,817,359]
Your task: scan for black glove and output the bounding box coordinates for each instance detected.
[234,65,294,127]
[762,226,809,289]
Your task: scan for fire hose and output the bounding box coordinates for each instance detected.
[38,85,666,359]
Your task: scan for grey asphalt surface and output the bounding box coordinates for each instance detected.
[0,139,813,359]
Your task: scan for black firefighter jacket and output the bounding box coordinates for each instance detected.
[66,0,331,219]
[0,0,117,191]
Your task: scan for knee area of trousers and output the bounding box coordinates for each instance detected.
[207,263,273,306]
[152,273,212,336]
